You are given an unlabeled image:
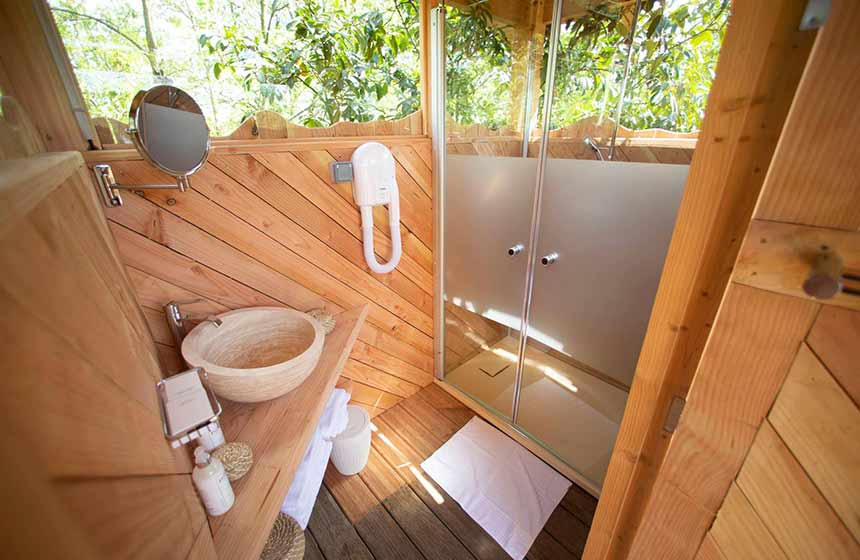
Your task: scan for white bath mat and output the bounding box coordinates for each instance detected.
[421,417,571,559]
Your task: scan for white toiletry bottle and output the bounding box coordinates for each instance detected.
[192,446,235,516]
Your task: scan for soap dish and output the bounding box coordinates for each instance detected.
[212,442,253,482]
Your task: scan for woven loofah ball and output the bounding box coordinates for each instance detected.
[260,513,305,560]
[212,442,253,482]
[307,308,336,335]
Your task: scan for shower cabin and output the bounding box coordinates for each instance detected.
[430,0,705,495]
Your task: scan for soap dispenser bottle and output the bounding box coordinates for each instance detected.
[192,446,235,516]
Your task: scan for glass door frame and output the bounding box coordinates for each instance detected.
[510,0,564,423]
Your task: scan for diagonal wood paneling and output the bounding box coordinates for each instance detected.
[736,421,859,559]
[710,483,787,560]
[693,283,860,560]
[768,343,860,542]
[96,137,437,415]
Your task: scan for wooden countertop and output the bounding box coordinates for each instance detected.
[209,305,368,560]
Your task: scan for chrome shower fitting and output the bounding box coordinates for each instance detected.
[584,136,606,161]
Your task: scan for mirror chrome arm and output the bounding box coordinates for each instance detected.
[93,163,190,208]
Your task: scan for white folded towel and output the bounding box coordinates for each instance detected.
[280,388,350,528]
[320,388,351,441]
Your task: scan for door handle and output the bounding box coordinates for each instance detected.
[508,244,524,256]
[540,252,559,266]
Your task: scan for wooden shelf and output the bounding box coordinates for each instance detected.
[208,305,368,560]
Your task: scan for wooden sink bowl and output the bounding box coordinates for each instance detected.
[181,307,325,403]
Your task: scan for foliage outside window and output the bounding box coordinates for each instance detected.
[447,0,729,134]
[50,0,421,136]
[444,4,514,131]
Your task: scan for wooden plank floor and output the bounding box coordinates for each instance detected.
[305,384,597,559]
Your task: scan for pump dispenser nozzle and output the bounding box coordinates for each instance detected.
[194,446,211,467]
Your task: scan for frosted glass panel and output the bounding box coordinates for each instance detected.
[527,159,688,387]
[444,155,537,331]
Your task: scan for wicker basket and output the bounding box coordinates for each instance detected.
[212,442,253,482]
[260,513,305,560]
[182,307,325,403]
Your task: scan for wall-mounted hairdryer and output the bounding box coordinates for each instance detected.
[351,142,402,274]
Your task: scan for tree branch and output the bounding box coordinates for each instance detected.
[392,0,418,52]
[51,7,148,54]
[52,6,162,75]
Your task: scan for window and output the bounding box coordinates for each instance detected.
[50,0,421,137]
[445,0,728,136]
[548,0,729,134]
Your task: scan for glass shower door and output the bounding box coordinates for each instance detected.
[512,0,691,492]
[443,156,536,419]
[516,158,688,489]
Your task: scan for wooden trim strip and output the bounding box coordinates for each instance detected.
[734,220,860,311]
[83,135,431,163]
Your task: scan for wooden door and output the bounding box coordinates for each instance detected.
[623,1,860,558]
[0,112,215,557]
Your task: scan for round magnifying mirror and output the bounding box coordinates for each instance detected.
[129,85,210,189]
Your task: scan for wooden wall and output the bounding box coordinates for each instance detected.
[700,306,860,559]
[693,4,860,556]
[622,1,860,557]
[89,136,435,418]
[0,138,213,558]
[91,110,425,146]
[583,1,818,556]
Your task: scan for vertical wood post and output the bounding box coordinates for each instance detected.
[419,0,438,137]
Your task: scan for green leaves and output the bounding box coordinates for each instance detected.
[189,0,422,127]
[445,3,514,129]
[547,0,728,133]
[54,0,725,136]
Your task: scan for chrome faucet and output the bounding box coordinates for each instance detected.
[164,299,221,349]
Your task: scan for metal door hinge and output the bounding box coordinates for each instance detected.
[663,396,686,433]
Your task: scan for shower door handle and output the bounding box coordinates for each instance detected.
[508,244,525,256]
[540,252,559,266]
